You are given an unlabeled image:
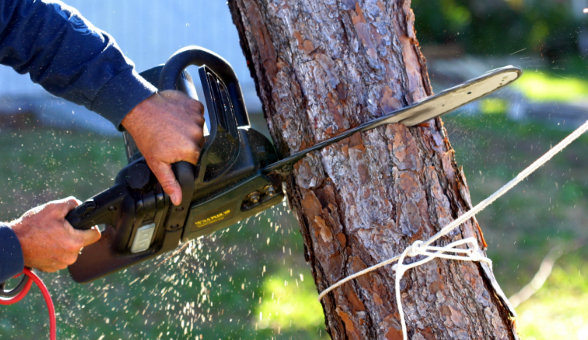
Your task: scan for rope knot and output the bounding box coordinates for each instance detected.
[406,240,424,257]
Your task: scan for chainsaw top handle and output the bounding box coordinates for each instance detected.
[159,46,250,128]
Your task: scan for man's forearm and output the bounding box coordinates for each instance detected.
[0,1,207,208]
[0,0,156,129]
[0,223,24,283]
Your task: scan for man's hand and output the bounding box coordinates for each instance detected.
[122,90,205,206]
[10,197,101,272]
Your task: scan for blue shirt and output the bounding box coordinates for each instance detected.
[0,224,23,283]
[0,0,158,283]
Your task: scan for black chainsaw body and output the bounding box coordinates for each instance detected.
[67,47,284,283]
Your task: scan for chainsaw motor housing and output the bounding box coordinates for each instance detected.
[67,46,285,283]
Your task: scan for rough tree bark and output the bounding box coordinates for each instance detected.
[228,1,518,339]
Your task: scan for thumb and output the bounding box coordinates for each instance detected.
[64,218,101,247]
[78,226,102,247]
[149,160,182,205]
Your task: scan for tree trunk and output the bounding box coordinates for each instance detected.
[228,1,518,339]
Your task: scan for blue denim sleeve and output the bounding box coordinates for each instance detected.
[0,223,24,283]
[0,0,157,130]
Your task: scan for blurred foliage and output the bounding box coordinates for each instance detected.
[512,71,588,101]
[515,248,588,340]
[479,98,509,114]
[256,270,324,332]
[412,0,581,57]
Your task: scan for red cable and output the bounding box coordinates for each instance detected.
[0,273,33,305]
[0,268,56,340]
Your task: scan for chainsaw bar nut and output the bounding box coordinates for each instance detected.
[263,185,276,197]
[247,191,261,204]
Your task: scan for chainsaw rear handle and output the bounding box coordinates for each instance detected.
[159,46,250,128]
[65,161,194,232]
[65,184,128,231]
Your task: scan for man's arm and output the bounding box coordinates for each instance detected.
[0,0,156,128]
[0,224,24,283]
[0,0,205,204]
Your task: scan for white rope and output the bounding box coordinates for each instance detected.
[318,120,588,339]
[392,237,492,338]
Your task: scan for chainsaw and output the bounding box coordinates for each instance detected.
[65,46,522,283]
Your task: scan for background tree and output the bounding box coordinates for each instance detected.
[229,0,519,338]
[411,0,578,58]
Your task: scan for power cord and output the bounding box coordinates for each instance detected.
[0,268,56,340]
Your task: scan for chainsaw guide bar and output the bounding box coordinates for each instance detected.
[65,46,522,283]
[264,65,522,176]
